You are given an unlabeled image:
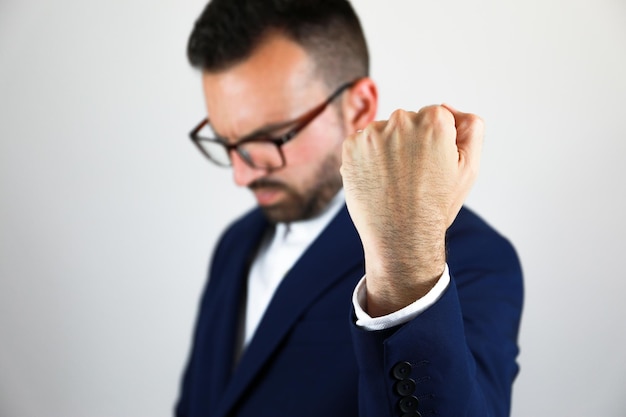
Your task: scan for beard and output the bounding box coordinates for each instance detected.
[249,152,343,223]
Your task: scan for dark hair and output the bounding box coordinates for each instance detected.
[187,0,369,88]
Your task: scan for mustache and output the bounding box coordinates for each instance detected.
[248,179,289,191]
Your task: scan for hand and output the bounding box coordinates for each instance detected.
[341,105,484,316]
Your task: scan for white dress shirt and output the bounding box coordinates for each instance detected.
[241,189,450,352]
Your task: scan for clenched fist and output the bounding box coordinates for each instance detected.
[341,105,484,316]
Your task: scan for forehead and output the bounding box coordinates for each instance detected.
[201,34,326,139]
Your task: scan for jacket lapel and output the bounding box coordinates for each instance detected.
[215,205,364,417]
[197,209,270,412]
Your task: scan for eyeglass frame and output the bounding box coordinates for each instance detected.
[189,79,359,170]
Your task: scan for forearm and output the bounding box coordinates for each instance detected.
[352,278,520,417]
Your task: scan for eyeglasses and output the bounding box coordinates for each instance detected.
[189,80,357,170]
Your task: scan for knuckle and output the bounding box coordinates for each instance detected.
[387,109,413,131]
[461,113,485,138]
[362,121,384,139]
[470,114,485,132]
[368,120,387,131]
[422,105,453,127]
[389,108,409,121]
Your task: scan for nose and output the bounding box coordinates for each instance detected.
[231,151,267,187]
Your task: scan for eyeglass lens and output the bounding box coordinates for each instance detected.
[195,123,284,168]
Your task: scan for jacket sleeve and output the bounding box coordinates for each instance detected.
[351,220,523,417]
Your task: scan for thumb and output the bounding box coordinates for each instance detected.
[441,103,484,173]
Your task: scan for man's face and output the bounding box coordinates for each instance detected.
[202,34,347,223]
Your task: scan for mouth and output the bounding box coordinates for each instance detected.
[249,180,288,206]
[252,187,283,206]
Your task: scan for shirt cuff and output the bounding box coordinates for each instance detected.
[352,263,451,331]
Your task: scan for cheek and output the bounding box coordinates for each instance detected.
[276,114,345,187]
[284,141,324,165]
[285,121,344,165]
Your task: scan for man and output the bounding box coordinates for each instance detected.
[177,1,523,416]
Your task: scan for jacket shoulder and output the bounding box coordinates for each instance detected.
[448,206,521,272]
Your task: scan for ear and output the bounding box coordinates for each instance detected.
[342,77,378,133]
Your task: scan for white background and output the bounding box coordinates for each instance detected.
[1,0,625,416]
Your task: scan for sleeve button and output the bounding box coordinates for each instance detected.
[392,361,413,380]
[394,378,416,396]
[398,395,419,413]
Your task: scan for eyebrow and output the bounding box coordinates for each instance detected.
[215,117,300,144]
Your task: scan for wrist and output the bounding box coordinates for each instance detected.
[363,250,446,317]
[357,220,447,317]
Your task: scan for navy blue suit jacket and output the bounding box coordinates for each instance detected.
[176,205,523,417]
